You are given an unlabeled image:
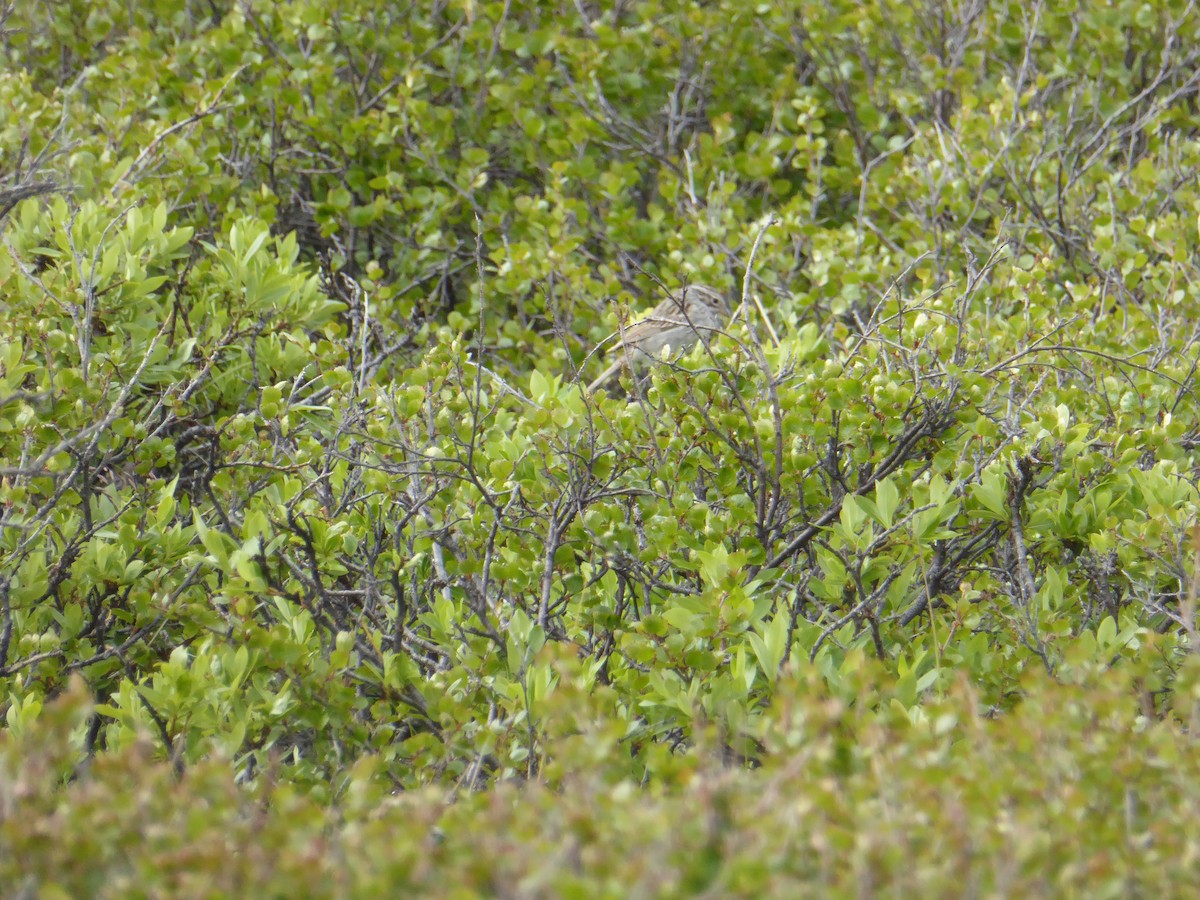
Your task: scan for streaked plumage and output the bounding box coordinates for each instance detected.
[586,284,729,392]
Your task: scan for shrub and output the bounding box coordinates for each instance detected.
[2,0,1199,889]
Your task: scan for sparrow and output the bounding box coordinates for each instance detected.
[586,284,729,392]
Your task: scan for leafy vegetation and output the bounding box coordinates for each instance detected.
[2,0,1200,891]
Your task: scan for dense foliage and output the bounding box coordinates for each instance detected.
[3,0,1200,891]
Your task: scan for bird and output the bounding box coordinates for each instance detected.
[586,284,730,393]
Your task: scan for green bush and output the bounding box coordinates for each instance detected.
[5,661,1200,895]
[2,0,1200,889]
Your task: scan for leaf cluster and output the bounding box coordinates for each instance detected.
[2,0,1200,887]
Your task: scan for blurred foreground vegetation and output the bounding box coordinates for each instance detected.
[3,0,1200,893]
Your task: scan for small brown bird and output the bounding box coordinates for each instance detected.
[586,284,730,392]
